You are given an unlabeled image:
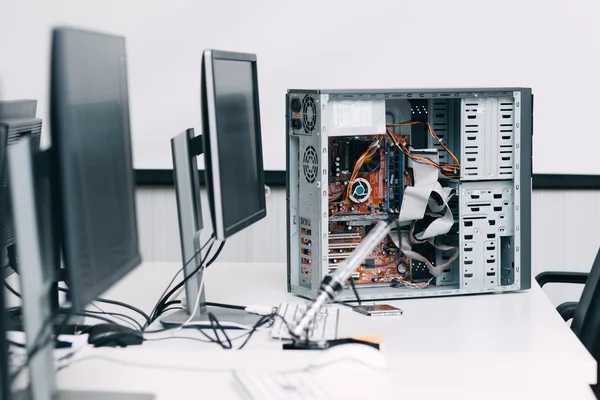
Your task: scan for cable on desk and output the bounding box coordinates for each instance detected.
[207,302,245,311]
[57,309,119,326]
[84,309,144,331]
[154,239,222,319]
[144,335,215,344]
[348,277,362,306]
[88,302,141,331]
[160,307,183,314]
[238,314,291,350]
[57,286,151,326]
[146,236,216,326]
[161,300,181,309]
[3,280,21,298]
[93,298,151,326]
[208,312,233,349]
[10,306,73,383]
[162,299,247,312]
[148,237,227,326]
[7,340,25,348]
[334,301,359,309]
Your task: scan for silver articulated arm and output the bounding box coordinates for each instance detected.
[291,217,397,340]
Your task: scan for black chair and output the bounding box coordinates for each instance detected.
[536,249,600,396]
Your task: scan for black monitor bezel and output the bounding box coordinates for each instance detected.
[201,50,267,240]
[50,28,142,310]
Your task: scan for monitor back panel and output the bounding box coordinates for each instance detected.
[286,88,532,300]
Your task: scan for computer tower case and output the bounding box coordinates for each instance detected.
[286,88,532,300]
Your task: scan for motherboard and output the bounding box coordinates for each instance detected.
[327,135,416,286]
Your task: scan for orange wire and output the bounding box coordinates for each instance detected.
[386,122,460,168]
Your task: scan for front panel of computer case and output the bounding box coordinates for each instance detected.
[286,88,532,301]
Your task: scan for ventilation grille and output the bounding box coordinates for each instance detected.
[302,146,318,183]
[497,100,515,177]
[462,100,484,178]
[459,181,513,288]
[302,95,317,134]
[428,100,449,163]
[461,98,514,180]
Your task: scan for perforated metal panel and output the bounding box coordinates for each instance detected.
[460,98,514,180]
[459,180,514,289]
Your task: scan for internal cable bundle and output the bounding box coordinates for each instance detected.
[386,121,460,178]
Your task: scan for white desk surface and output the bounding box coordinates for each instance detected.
[53,262,596,399]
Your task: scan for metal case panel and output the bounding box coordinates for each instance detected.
[460,97,515,181]
[287,88,531,300]
[459,180,514,289]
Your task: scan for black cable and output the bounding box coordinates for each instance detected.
[238,314,272,350]
[334,300,359,309]
[93,298,150,326]
[146,236,216,326]
[3,280,21,298]
[144,336,214,344]
[348,277,362,306]
[154,239,218,318]
[7,340,25,348]
[238,314,289,350]
[56,309,118,326]
[160,300,246,311]
[84,309,143,331]
[162,300,181,309]
[57,287,151,326]
[150,238,216,324]
[208,312,232,349]
[149,238,226,326]
[10,309,72,383]
[160,307,183,314]
[207,302,245,311]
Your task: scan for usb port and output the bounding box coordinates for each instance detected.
[351,272,360,280]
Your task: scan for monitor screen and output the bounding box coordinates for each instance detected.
[202,51,266,240]
[50,28,141,309]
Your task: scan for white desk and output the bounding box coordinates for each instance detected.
[53,262,596,399]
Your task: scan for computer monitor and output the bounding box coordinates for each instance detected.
[50,28,141,310]
[202,50,266,240]
[160,50,266,328]
[0,117,10,400]
[0,100,43,278]
[7,27,149,399]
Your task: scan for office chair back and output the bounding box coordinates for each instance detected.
[571,249,600,362]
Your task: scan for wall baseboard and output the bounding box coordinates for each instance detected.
[135,170,600,190]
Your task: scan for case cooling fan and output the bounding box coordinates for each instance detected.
[302,95,317,133]
[302,146,318,184]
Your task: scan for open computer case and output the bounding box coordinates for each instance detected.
[286,88,533,301]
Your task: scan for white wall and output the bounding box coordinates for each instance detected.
[2,0,600,173]
[136,187,600,307]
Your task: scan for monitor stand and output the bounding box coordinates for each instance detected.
[159,129,262,330]
[8,138,154,400]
